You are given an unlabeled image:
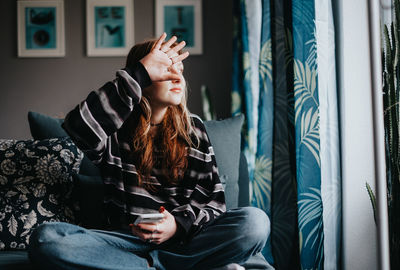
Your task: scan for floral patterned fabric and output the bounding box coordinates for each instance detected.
[0,137,83,250]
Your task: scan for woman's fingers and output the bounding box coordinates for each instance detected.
[131,224,161,242]
[171,51,189,64]
[130,225,143,238]
[141,33,189,82]
[166,41,186,57]
[138,223,159,232]
[161,36,178,52]
[153,34,188,64]
[153,32,167,50]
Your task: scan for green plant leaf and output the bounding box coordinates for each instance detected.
[365,182,377,224]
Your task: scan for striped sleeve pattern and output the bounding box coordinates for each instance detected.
[62,64,147,163]
[172,116,226,239]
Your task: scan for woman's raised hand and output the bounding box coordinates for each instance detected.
[140,33,189,82]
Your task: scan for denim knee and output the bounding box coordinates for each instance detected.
[28,222,79,261]
[30,222,72,244]
[235,207,270,252]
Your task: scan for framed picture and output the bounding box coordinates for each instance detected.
[155,0,202,55]
[86,0,134,57]
[17,0,65,57]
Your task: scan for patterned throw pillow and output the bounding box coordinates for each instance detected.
[0,137,83,250]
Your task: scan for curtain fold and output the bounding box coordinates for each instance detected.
[292,0,324,268]
[232,0,341,269]
[314,1,341,268]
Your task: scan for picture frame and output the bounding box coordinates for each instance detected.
[155,0,203,55]
[17,0,65,58]
[86,0,134,57]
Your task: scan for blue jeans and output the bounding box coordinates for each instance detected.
[28,207,269,270]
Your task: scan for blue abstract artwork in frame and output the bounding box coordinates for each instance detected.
[164,5,194,47]
[95,6,125,48]
[25,7,56,49]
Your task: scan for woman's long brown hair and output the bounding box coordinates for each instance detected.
[125,39,198,191]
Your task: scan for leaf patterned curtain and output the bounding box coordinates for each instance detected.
[232,0,341,269]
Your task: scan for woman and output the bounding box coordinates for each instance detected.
[28,33,269,270]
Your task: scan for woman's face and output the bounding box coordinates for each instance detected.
[143,60,185,109]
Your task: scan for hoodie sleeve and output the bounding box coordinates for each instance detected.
[62,62,151,164]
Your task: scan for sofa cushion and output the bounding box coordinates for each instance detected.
[27,111,100,176]
[0,137,83,250]
[204,114,244,210]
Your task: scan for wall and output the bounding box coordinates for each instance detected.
[0,0,233,139]
[334,0,378,269]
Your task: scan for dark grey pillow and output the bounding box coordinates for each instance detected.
[27,111,100,177]
[204,114,244,210]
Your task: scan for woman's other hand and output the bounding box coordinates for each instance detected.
[140,33,189,82]
[130,208,178,245]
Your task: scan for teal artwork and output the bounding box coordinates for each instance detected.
[164,6,194,46]
[95,6,125,48]
[25,7,56,49]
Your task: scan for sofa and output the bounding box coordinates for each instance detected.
[0,111,274,270]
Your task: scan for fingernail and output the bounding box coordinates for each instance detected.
[129,223,134,227]
[159,206,165,213]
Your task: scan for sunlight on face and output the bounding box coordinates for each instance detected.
[143,61,186,109]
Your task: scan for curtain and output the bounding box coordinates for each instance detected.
[232,0,341,269]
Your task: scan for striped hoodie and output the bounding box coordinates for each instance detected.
[62,62,226,241]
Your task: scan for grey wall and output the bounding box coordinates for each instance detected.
[0,0,233,139]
